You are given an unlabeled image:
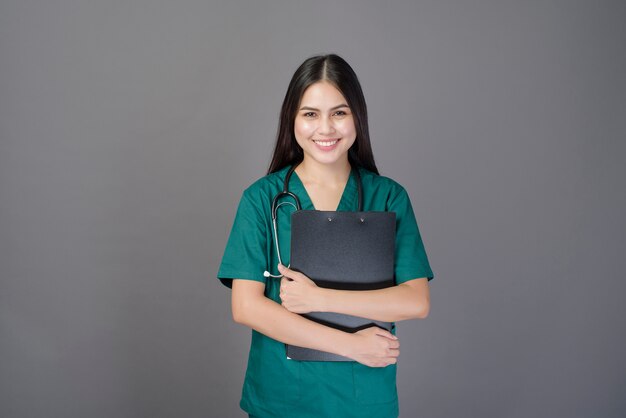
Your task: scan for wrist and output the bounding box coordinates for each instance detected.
[336,331,357,359]
[316,287,330,312]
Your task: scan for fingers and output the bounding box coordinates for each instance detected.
[384,339,400,356]
[363,328,401,365]
[357,327,400,349]
[387,339,400,350]
[376,328,400,345]
[386,356,398,365]
[378,349,400,366]
[376,330,400,359]
[368,328,399,347]
[279,277,290,305]
[374,328,398,341]
[369,357,398,367]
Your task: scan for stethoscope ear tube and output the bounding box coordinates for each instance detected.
[271,165,302,220]
[355,167,363,212]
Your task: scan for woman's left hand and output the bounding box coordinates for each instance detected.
[278,264,323,314]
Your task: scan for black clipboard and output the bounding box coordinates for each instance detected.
[286,210,396,361]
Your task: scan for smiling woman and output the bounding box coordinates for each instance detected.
[217,54,434,418]
[293,81,358,211]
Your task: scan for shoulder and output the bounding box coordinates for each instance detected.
[358,167,408,199]
[231,168,290,223]
[241,166,290,200]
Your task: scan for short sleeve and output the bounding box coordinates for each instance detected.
[217,189,269,288]
[389,186,434,284]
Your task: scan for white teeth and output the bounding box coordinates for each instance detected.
[314,140,338,146]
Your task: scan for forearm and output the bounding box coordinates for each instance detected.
[234,291,354,357]
[318,281,430,322]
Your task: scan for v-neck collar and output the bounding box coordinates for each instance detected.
[288,165,358,212]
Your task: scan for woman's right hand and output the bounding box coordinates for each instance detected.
[347,326,400,367]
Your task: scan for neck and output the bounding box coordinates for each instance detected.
[296,157,351,186]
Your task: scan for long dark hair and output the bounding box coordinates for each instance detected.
[267,54,379,175]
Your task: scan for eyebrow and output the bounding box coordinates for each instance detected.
[299,104,350,111]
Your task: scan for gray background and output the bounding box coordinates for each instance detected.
[1,1,624,417]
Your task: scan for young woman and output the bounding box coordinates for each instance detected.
[217,54,434,418]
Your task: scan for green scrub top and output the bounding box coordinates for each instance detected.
[217,165,434,418]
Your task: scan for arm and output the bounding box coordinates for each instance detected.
[278,264,430,322]
[231,278,400,367]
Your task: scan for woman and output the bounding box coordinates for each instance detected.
[217,54,434,418]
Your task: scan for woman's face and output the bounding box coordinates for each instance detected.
[294,81,357,167]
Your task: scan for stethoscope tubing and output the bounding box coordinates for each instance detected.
[264,163,362,278]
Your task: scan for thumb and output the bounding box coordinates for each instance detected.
[278,265,310,282]
[375,327,398,340]
[277,264,295,280]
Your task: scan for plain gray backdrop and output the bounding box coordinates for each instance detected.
[1,1,625,417]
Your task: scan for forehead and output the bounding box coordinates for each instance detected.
[299,81,347,106]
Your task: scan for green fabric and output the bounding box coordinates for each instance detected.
[217,165,434,418]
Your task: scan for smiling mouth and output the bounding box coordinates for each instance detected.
[313,139,339,146]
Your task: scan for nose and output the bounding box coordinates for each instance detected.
[316,115,336,135]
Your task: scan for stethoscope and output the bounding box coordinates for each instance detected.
[263,163,363,278]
